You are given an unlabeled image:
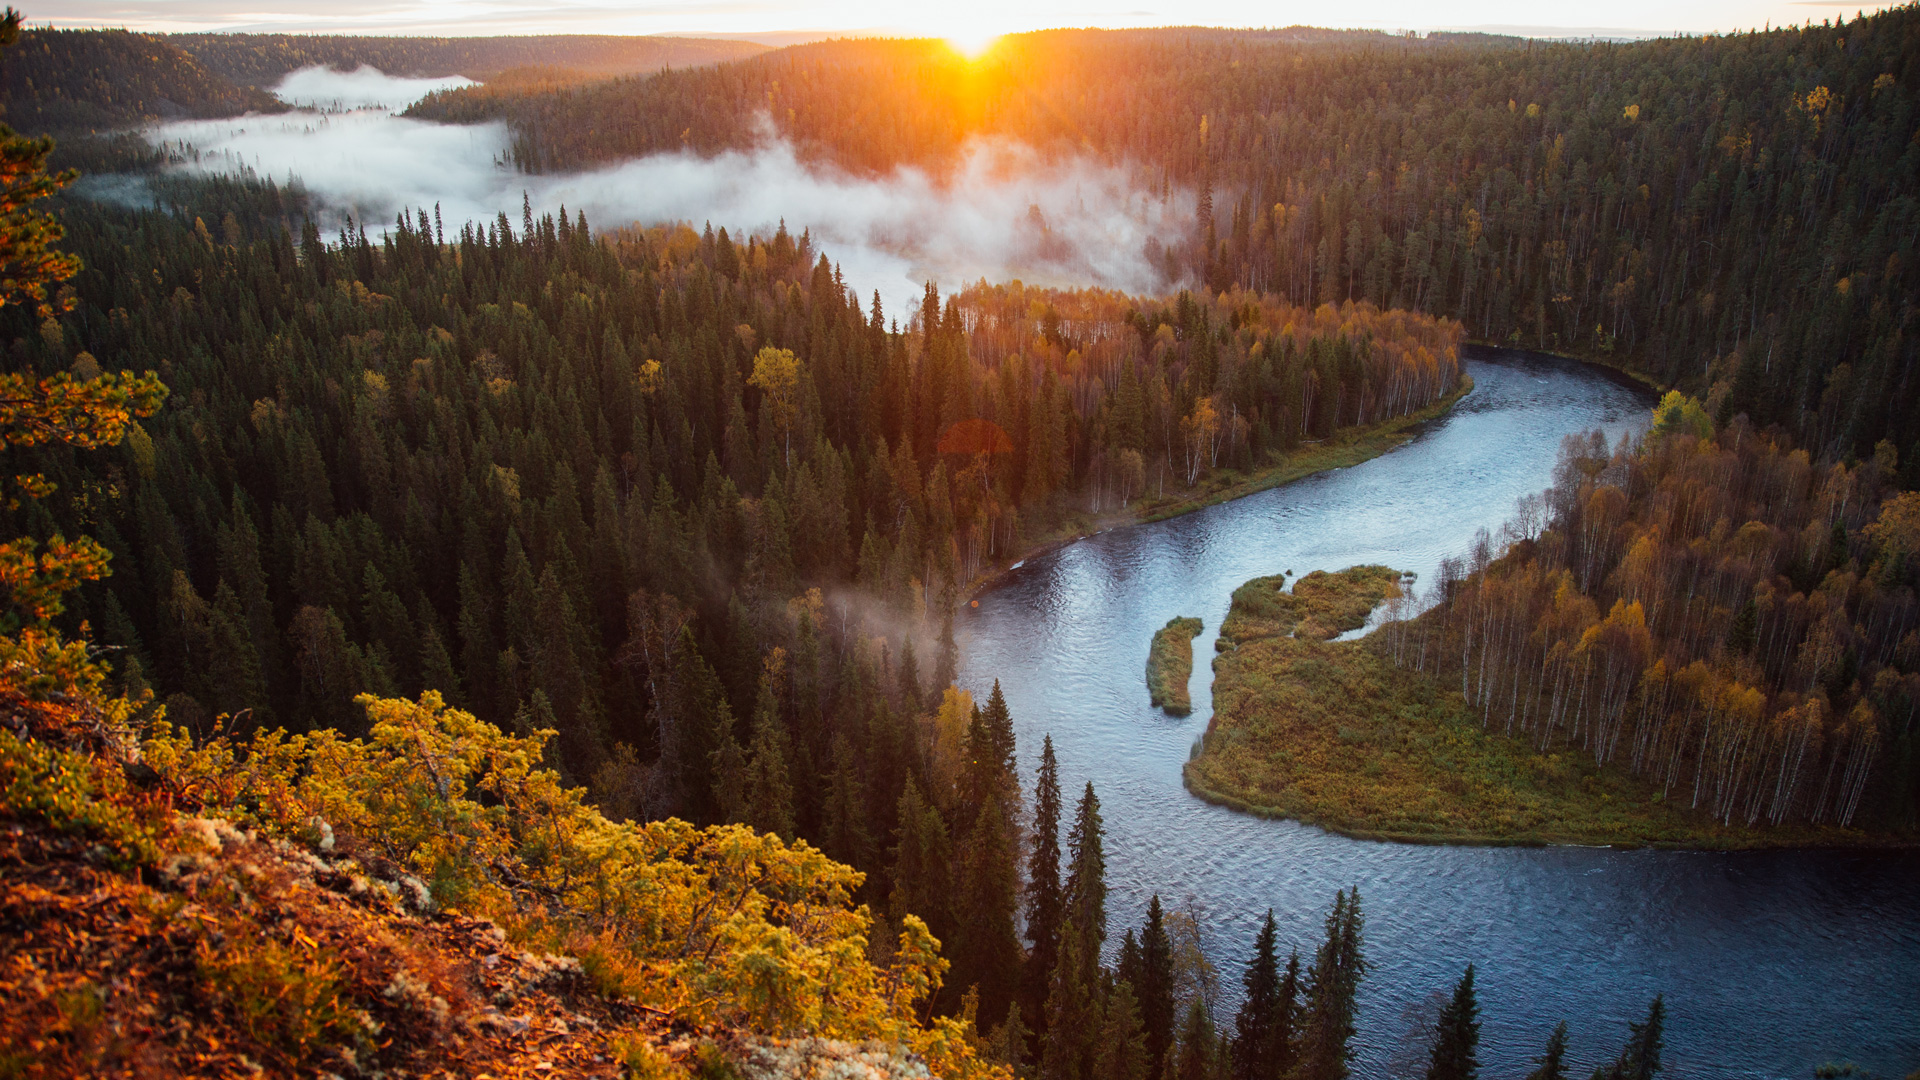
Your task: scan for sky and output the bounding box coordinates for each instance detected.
[31,0,1906,40]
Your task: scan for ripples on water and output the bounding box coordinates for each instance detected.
[958,350,1920,1079]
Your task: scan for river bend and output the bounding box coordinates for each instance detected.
[956,349,1920,1079]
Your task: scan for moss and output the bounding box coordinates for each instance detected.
[1188,573,1893,849]
[1146,617,1204,715]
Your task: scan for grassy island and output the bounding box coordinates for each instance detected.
[1216,565,1405,648]
[1146,617,1204,715]
[1188,568,1885,848]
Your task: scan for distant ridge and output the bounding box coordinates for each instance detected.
[172,32,769,87]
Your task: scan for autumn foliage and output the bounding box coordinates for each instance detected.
[1382,406,1919,830]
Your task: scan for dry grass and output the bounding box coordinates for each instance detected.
[1188,571,1891,849]
[1216,565,1404,649]
[1146,617,1204,715]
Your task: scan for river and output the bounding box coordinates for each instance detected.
[955,348,1920,1079]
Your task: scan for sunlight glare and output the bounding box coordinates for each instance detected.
[945,29,1001,60]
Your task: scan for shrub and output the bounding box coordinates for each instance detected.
[196,934,370,1061]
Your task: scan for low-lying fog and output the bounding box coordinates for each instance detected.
[272,65,475,111]
[139,66,1191,314]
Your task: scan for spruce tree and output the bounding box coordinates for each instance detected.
[1024,735,1064,1026]
[1042,781,1106,1080]
[1597,997,1664,1080]
[743,675,795,840]
[890,777,954,949]
[821,733,873,870]
[1524,1022,1569,1080]
[1231,911,1281,1080]
[1175,998,1215,1080]
[1271,951,1302,1080]
[989,1001,1034,1080]
[1297,889,1365,1080]
[1098,981,1152,1080]
[1041,931,1098,1080]
[1424,964,1480,1080]
[1062,782,1106,953]
[955,792,1023,1026]
[1118,927,1144,992]
[1141,895,1177,1080]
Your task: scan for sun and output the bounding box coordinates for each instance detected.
[944,29,1001,60]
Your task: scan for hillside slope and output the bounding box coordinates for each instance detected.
[0,29,279,135]
[0,679,998,1080]
[173,33,769,87]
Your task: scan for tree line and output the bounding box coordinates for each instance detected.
[1378,394,1919,831]
[412,10,1920,471]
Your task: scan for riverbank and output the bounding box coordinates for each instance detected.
[1188,570,1902,850]
[967,373,1474,598]
[1146,617,1203,715]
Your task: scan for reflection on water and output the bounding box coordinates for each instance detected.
[958,349,1920,1079]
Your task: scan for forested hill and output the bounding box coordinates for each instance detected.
[0,29,281,134]
[412,10,1920,472]
[8,183,1456,853]
[0,29,766,137]
[172,33,769,87]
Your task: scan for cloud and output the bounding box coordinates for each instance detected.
[143,73,1191,315]
[273,65,475,110]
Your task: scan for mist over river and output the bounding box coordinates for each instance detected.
[956,349,1920,1078]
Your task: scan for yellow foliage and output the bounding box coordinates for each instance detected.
[146,691,1005,1076]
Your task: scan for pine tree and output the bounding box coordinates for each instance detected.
[1024,735,1064,1026]
[1424,964,1480,1080]
[1231,911,1282,1080]
[1524,1022,1569,1080]
[1141,895,1177,1080]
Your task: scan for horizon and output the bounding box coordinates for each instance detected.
[29,0,1907,43]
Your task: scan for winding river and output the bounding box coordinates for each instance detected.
[956,348,1920,1079]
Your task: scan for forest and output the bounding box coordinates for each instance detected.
[1376,397,1919,832]
[0,29,280,136]
[170,33,768,88]
[2,8,1915,1075]
[410,9,1920,470]
[0,150,1642,1075]
[0,28,764,154]
[0,151,1469,1070]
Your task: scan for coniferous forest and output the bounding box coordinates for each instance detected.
[1,6,1918,1078]
[411,13,1920,470]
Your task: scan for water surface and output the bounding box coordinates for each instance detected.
[958,349,1920,1078]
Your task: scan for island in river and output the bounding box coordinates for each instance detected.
[1187,566,1898,849]
[1146,617,1204,715]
